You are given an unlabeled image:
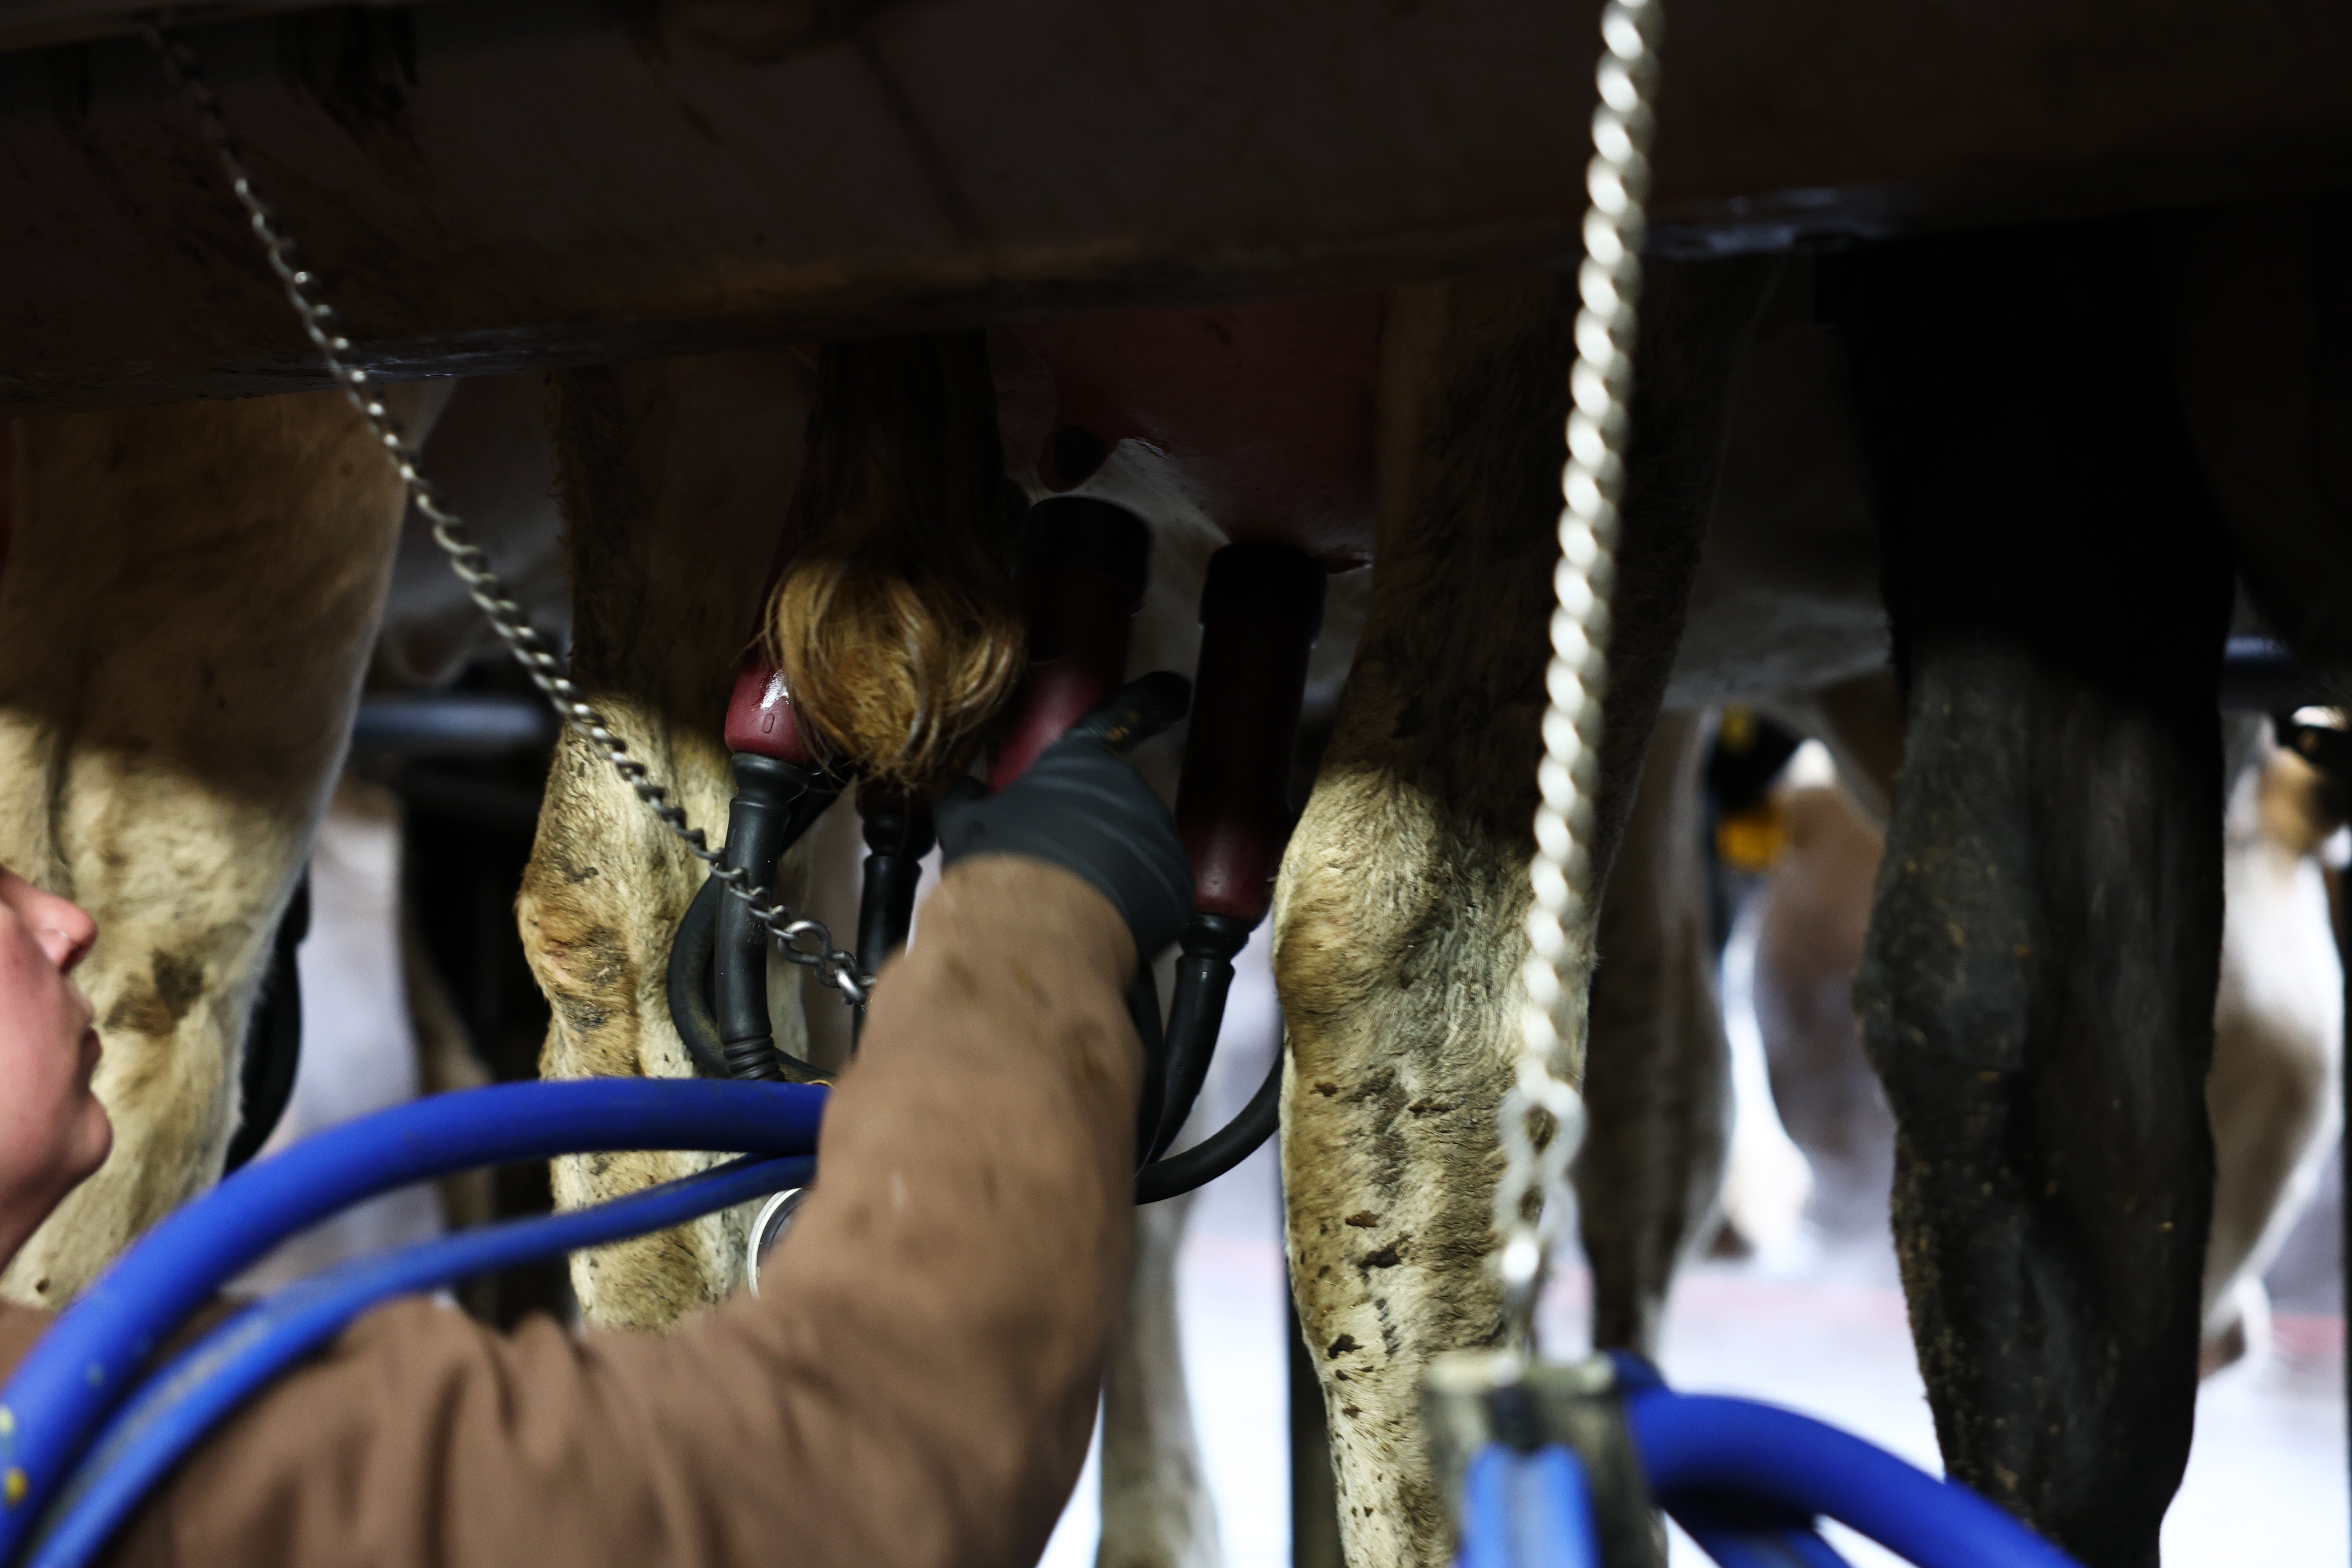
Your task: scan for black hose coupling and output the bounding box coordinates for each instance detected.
[852,783,936,1043]
[1147,912,1255,1161]
[710,752,838,1082]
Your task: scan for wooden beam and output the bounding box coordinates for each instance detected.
[2,0,2348,411]
[0,0,419,56]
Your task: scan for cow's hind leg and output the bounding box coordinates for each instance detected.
[1844,223,2230,1568]
[1099,1191,1220,1568]
[1275,259,1774,1567]
[0,390,425,1304]
[522,352,817,1330]
[1574,709,1730,1356]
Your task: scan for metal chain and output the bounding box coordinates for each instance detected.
[1491,0,1660,1354]
[142,20,872,1005]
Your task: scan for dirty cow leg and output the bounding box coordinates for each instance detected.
[1573,709,1730,1356]
[1844,222,2231,1568]
[1274,258,1774,1568]
[1099,1191,1220,1568]
[2198,743,2342,1370]
[521,352,817,1330]
[0,389,428,1305]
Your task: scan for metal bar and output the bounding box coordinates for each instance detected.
[350,693,555,757]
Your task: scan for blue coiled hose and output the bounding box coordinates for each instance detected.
[24,1152,813,1568]
[1621,1371,2082,1568]
[1668,1501,1855,1568]
[0,1079,826,1568]
[0,1075,2087,1568]
[1448,1357,2082,1568]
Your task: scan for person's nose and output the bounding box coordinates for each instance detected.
[24,884,96,973]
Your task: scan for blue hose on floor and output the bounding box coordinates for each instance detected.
[1620,1363,2081,1568]
[0,1079,826,1568]
[20,1152,813,1568]
[1448,1356,2082,1568]
[1668,1501,1855,1568]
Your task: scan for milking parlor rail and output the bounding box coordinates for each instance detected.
[1,0,2350,414]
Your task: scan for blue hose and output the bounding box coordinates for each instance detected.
[22,1152,812,1568]
[0,1076,2087,1568]
[1457,1443,1599,1568]
[0,1079,825,1565]
[1668,1501,1855,1568]
[1623,1386,2081,1568]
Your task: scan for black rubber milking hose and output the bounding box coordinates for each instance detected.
[712,755,807,1080]
[1135,1048,1279,1205]
[1131,543,1323,1201]
[855,798,934,979]
[850,788,935,1045]
[666,877,732,1080]
[1147,912,1253,1162]
[224,874,310,1174]
[670,763,839,1082]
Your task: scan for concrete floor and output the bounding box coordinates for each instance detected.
[1041,1170,2348,1568]
[1651,1245,2347,1567]
[1042,873,2352,1568]
[1029,1037,2352,1568]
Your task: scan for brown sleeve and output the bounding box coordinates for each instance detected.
[78,856,1142,1568]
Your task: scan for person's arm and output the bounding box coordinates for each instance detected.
[98,855,1143,1568]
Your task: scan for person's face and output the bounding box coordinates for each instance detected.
[0,867,109,1274]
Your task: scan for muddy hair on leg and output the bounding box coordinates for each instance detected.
[766,331,1028,789]
[1838,217,2231,1568]
[1274,257,1777,1568]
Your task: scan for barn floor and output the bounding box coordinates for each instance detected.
[1041,1142,2351,1568]
[1647,1241,2347,1567]
[1038,887,2352,1568]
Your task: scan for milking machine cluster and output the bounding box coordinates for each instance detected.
[665,492,1320,1205]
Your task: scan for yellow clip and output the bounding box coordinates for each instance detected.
[1715,800,1790,875]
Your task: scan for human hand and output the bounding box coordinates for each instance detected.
[937,674,1194,959]
[0,867,110,1274]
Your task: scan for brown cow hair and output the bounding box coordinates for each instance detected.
[765,332,1027,788]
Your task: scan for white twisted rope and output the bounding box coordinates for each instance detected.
[1491,0,1661,1352]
